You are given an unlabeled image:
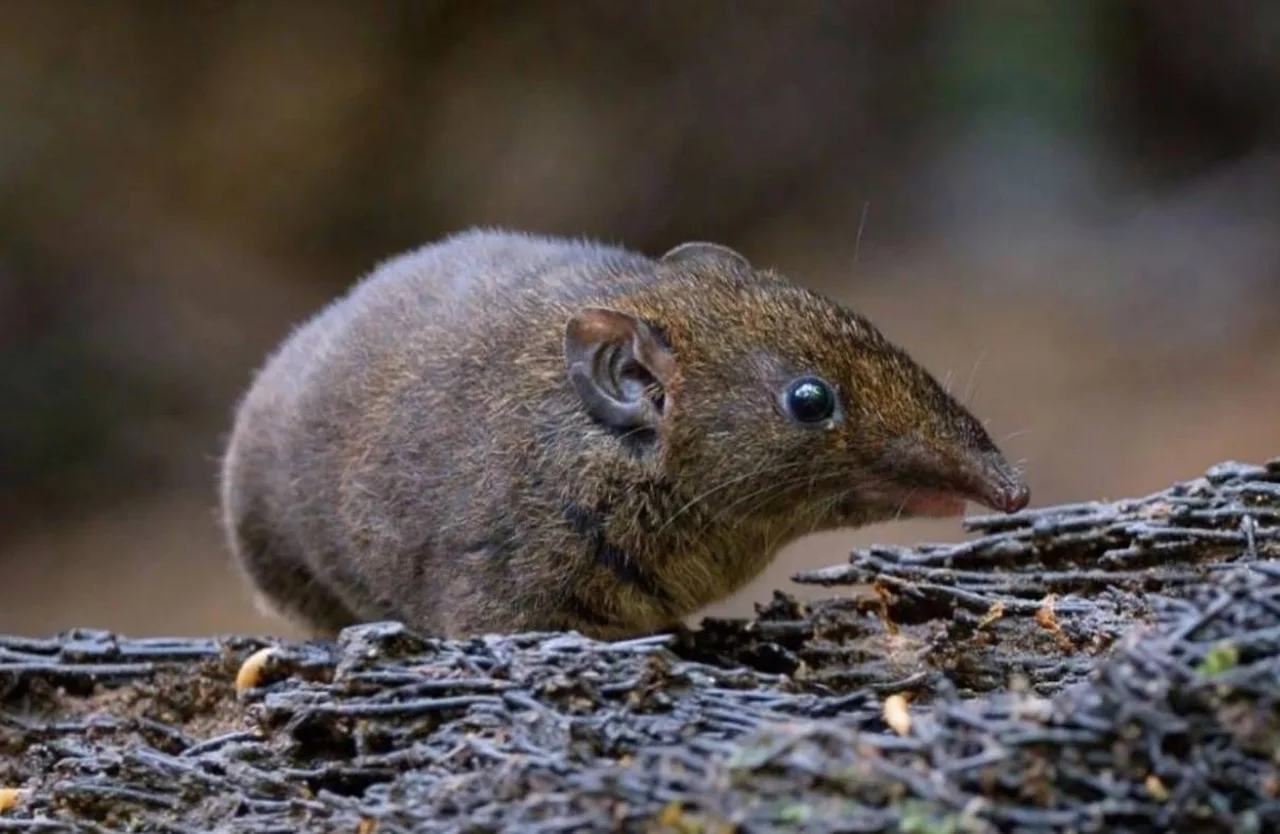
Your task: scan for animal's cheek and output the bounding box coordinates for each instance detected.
[708,396,768,433]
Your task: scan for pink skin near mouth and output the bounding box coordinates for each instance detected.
[859,455,1031,519]
[900,490,969,518]
[886,478,1030,518]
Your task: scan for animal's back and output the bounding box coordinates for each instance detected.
[220,228,656,631]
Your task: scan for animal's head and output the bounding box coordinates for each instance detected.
[561,241,1028,531]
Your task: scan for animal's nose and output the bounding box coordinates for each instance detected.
[968,451,1030,513]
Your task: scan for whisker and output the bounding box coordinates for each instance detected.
[963,350,987,407]
[708,470,838,527]
[802,487,853,537]
[776,484,835,541]
[674,464,903,547]
[891,487,918,523]
[702,468,868,537]
[727,470,898,535]
[852,200,871,268]
[763,480,858,559]
[654,458,813,537]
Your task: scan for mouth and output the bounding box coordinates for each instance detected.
[866,450,1031,519]
[895,489,970,518]
[960,452,1032,514]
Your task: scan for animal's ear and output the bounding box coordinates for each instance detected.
[660,241,751,272]
[564,307,676,435]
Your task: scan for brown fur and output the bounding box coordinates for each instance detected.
[219,229,1029,640]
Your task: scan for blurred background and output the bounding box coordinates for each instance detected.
[2,1,1278,637]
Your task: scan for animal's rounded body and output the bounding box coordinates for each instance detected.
[220,229,1028,639]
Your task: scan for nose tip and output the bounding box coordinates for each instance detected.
[974,452,1030,514]
[997,480,1031,513]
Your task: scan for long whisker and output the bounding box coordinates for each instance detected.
[654,458,814,537]
[963,350,987,407]
[697,469,862,537]
[706,470,838,527]
[801,486,853,536]
[891,487,918,522]
[775,481,870,556]
[852,200,871,268]
[718,469,899,536]
[773,484,836,543]
[671,461,905,550]
[762,484,848,562]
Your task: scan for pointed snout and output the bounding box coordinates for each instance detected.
[965,451,1030,513]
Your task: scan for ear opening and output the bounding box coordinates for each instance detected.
[564,307,675,442]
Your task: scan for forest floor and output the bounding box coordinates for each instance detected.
[2,458,1278,833]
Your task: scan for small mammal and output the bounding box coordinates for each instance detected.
[220,229,1029,640]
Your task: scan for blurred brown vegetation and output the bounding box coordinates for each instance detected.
[2,1,1278,637]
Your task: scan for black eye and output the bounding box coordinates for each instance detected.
[784,376,837,424]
